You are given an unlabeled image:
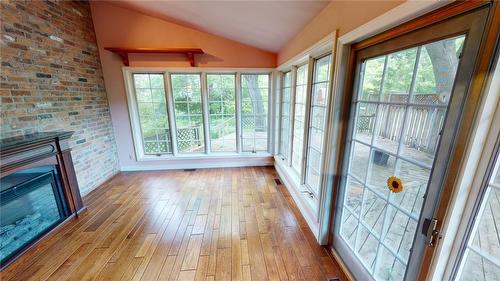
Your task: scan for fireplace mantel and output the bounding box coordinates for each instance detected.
[0,131,86,269]
[1,131,73,151]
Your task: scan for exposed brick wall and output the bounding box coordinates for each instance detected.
[0,0,119,195]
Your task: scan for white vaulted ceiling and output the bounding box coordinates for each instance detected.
[108,0,330,53]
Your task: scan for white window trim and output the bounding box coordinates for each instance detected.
[240,72,273,153]
[291,61,311,179]
[305,53,335,198]
[123,67,274,162]
[434,52,500,281]
[274,33,337,243]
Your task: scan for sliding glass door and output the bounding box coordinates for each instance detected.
[333,7,488,281]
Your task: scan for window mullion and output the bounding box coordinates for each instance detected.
[129,72,145,158]
[288,66,298,167]
[301,57,315,185]
[236,72,242,154]
[318,53,335,204]
[201,72,210,154]
[165,72,178,156]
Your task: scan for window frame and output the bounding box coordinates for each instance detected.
[453,141,500,280]
[284,53,333,190]
[240,73,272,153]
[274,47,337,245]
[206,73,238,154]
[305,53,333,197]
[278,71,292,160]
[131,73,174,156]
[291,61,312,179]
[169,72,206,155]
[123,67,274,161]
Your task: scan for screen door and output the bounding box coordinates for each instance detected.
[332,6,489,281]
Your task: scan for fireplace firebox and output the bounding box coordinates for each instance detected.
[0,132,85,270]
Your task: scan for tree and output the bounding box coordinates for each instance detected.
[425,39,460,103]
[243,75,267,131]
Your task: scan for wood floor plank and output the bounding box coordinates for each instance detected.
[192,215,208,235]
[194,255,209,281]
[244,206,269,281]
[181,234,204,271]
[3,168,347,281]
[135,233,156,258]
[260,233,280,281]
[177,270,196,281]
[241,239,250,266]
[215,247,231,281]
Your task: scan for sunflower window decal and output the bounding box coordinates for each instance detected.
[387,176,403,193]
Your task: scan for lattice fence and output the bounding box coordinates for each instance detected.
[177,127,202,151]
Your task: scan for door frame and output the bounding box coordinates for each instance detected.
[440,44,499,280]
[452,116,500,279]
[326,1,499,280]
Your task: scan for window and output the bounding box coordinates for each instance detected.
[291,64,308,175]
[241,74,269,152]
[305,55,331,195]
[456,149,500,280]
[126,70,271,160]
[171,74,205,153]
[279,72,292,160]
[132,73,172,155]
[207,74,236,153]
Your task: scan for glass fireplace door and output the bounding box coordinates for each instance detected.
[0,166,69,266]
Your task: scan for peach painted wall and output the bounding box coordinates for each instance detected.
[278,0,405,65]
[89,1,276,168]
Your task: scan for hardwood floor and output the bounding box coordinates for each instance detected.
[1,167,347,281]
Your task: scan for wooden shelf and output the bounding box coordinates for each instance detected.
[104,47,204,67]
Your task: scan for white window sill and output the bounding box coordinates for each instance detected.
[137,152,273,162]
[274,156,320,240]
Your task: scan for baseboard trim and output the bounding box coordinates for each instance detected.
[274,160,320,241]
[327,246,355,281]
[79,170,120,197]
[120,157,274,171]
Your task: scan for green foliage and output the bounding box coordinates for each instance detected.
[133,74,170,143]
[414,47,436,94]
[361,36,465,99]
[207,74,236,140]
[384,48,417,94]
[361,56,385,99]
[171,74,203,127]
